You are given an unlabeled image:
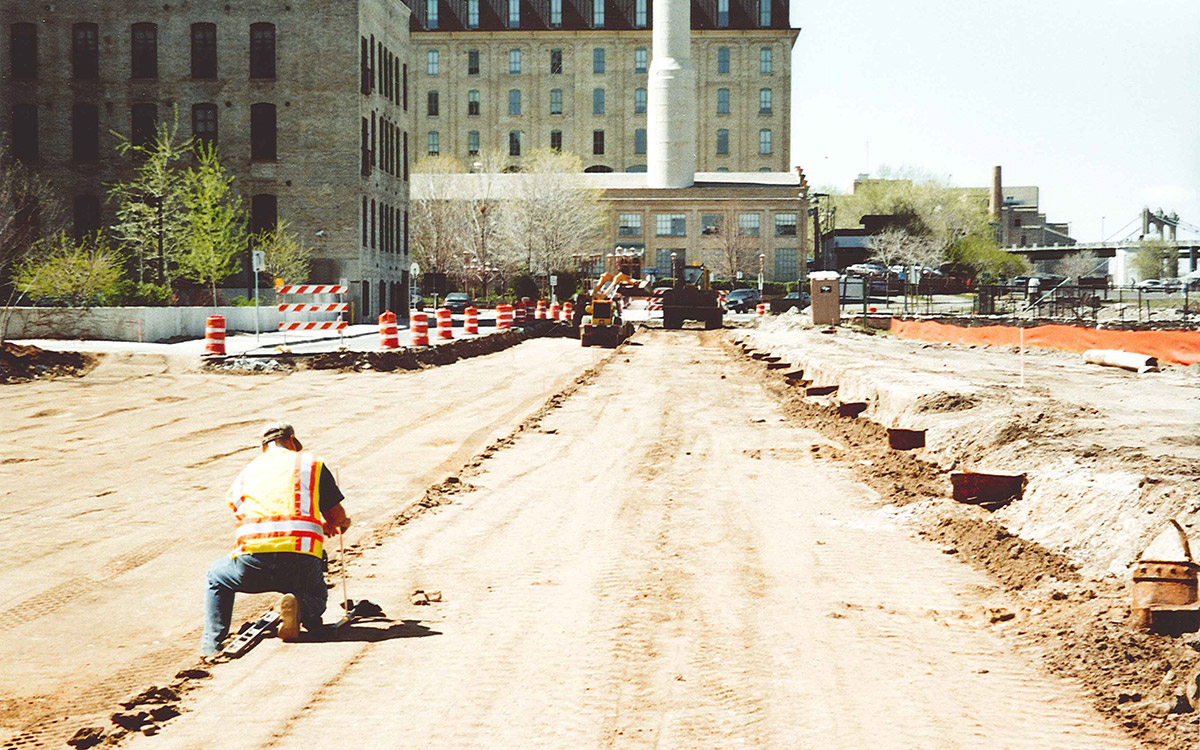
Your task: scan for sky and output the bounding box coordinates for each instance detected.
[789,0,1200,243]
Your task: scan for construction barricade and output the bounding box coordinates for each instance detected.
[535,299,547,319]
[203,315,226,357]
[410,312,430,346]
[514,300,527,325]
[549,302,561,321]
[756,303,768,317]
[464,306,479,335]
[563,302,574,322]
[378,311,400,350]
[436,307,453,340]
[648,295,663,316]
[276,284,348,340]
[497,304,514,330]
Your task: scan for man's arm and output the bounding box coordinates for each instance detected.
[323,503,351,536]
[318,464,349,536]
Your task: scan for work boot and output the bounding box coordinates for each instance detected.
[279,594,300,642]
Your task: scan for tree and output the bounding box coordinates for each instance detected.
[945,234,1029,281]
[1131,237,1178,281]
[707,208,759,282]
[13,232,123,306]
[0,146,66,342]
[410,154,470,277]
[1055,250,1102,282]
[870,228,944,310]
[108,117,193,285]
[254,220,312,287]
[175,144,247,305]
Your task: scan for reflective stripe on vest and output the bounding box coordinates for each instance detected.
[229,446,325,558]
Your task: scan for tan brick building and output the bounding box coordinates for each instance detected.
[409,0,796,172]
[2,0,410,320]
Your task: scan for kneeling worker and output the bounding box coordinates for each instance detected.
[201,421,351,656]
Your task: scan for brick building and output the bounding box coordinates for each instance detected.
[2,0,410,320]
[407,0,797,172]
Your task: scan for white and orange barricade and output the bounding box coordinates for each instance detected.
[648,295,663,315]
[410,312,430,346]
[514,300,527,325]
[464,306,479,335]
[436,307,453,340]
[203,315,226,357]
[535,299,547,320]
[496,304,514,330]
[379,311,399,350]
[549,302,561,321]
[717,290,728,308]
[276,283,349,338]
[562,301,574,321]
[756,302,768,317]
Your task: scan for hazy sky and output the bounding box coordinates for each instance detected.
[789,0,1200,242]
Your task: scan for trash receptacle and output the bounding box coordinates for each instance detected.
[810,271,840,326]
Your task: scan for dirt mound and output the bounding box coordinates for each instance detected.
[0,341,96,384]
[915,391,981,413]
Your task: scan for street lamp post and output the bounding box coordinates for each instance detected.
[758,253,765,295]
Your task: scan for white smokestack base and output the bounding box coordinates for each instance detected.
[647,0,695,189]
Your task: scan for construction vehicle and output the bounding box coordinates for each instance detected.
[577,270,638,347]
[661,260,723,330]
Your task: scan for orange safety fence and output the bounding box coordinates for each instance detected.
[889,319,1200,366]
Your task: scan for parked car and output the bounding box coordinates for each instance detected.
[1135,279,1178,293]
[844,262,889,276]
[780,291,811,308]
[443,292,473,313]
[724,288,761,312]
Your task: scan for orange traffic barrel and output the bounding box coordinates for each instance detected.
[464,306,479,335]
[436,307,453,340]
[203,315,226,357]
[410,312,430,346]
[496,304,513,330]
[379,311,399,350]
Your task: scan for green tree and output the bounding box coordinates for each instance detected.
[14,232,123,306]
[175,144,247,305]
[945,234,1029,280]
[1131,237,1178,281]
[254,220,312,286]
[108,117,193,285]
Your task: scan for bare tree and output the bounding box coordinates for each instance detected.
[707,208,759,282]
[410,155,470,277]
[1,147,66,342]
[1055,250,1103,282]
[871,228,944,311]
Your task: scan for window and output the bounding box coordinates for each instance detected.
[370,199,376,248]
[427,49,439,75]
[549,89,562,115]
[72,23,99,79]
[467,130,480,156]
[701,213,721,235]
[509,130,522,156]
[592,129,604,155]
[508,0,520,28]
[656,248,683,273]
[131,23,157,79]
[467,0,479,27]
[361,38,370,94]
[468,49,480,74]
[10,23,36,79]
[774,249,797,279]
[249,23,275,79]
[593,0,604,27]
[73,195,101,241]
[550,0,562,27]
[634,128,646,155]
[190,104,217,149]
[738,213,760,236]
[760,47,773,74]
[468,89,480,115]
[634,88,647,114]
[634,48,647,74]
[426,0,439,29]
[593,48,605,74]
[250,103,277,160]
[402,64,408,108]
[72,104,99,162]
[759,129,772,155]
[550,49,563,74]
[130,103,157,147]
[775,213,797,237]
[592,88,605,115]
[717,0,729,27]
[427,90,439,116]
[508,89,521,115]
[759,0,771,26]
[12,104,38,162]
[635,0,647,27]
[251,194,277,235]
[716,88,730,114]
[618,213,642,237]
[191,23,217,78]
[759,88,772,114]
[403,131,408,179]
[508,49,521,74]
[361,117,370,174]
[717,47,730,74]
[549,129,562,151]
[427,131,439,155]
[715,128,729,155]
[656,214,686,237]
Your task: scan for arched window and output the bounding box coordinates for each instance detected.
[250,23,276,79]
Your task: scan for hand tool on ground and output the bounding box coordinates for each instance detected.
[333,532,353,628]
[221,610,282,658]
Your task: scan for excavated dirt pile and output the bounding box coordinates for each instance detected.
[0,341,95,384]
[728,324,1200,750]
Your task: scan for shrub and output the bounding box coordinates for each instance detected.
[15,233,124,307]
[101,280,174,306]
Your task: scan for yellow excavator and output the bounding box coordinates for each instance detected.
[576,271,640,347]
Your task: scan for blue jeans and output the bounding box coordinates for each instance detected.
[202,552,328,655]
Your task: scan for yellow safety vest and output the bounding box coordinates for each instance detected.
[227,445,325,558]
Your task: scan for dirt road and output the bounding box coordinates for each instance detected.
[109,331,1136,749]
[0,340,608,747]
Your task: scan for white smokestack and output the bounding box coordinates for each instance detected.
[646,0,695,189]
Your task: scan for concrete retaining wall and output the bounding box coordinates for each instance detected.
[3,306,339,342]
